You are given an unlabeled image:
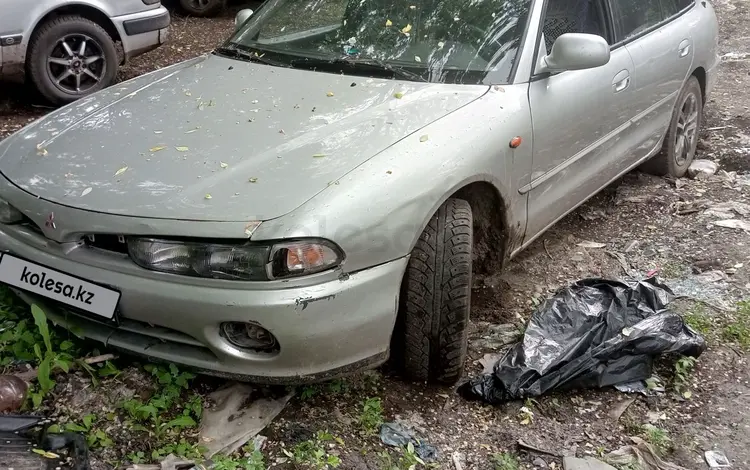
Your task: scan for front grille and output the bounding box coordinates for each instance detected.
[19,215,43,235]
[84,234,129,254]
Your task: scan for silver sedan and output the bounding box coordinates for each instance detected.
[0,0,719,384]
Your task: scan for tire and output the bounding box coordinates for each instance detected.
[179,0,225,17]
[27,16,118,106]
[641,76,703,177]
[400,198,472,384]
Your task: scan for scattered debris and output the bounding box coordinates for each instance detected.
[149,145,166,152]
[379,422,438,462]
[563,456,616,470]
[114,166,129,177]
[452,452,464,470]
[470,323,520,350]
[175,146,189,152]
[687,159,718,179]
[199,383,292,458]
[704,450,731,468]
[419,134,429,142]
[81,187,92,197]
[517,439,562,457]
[326,91,334,97]
[704,201,750,218]
[0,375,27,412]
[608,398,635,421]
[459,279,705,404]
[603,437,687,470]
[394,92,404,99]
[713,219,750,231]
[580,208,606,221]
[313,153,326,158]
[577,241,607,249]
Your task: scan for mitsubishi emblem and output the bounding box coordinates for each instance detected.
[45,212,56,230]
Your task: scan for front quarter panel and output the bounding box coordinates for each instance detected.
[252,85,533,273]
[693,0,720,97]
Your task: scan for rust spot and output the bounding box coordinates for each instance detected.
[509,136,522,148]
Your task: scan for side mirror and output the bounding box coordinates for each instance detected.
[540,33,610,73]
[235,9,254,31]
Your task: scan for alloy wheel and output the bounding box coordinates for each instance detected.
[674,92,700,167]
[46,33,106,95]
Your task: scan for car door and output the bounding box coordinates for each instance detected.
[523,0,637,242]
[613,0,695,160]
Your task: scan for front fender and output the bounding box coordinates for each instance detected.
[251,85,533,273]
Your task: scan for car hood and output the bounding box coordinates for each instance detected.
[0,55,487,222]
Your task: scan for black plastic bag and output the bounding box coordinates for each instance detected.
[459,278,706,404]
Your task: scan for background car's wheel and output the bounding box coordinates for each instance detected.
[641,76,704,177]
[27,16,118,106]
[400,198,472,384]
[179,0,225,17]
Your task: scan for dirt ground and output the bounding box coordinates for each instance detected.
[1,1,750,469]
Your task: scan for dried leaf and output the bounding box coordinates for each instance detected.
[175,146,189,152]
[326,91,335,97]
[153,130,163,134]
[220,162,228,169]
[184,90,192,96]
[114,166,128,176]
[248,177,258,183]
[393,92,404,99]
[682,390,692,399]
[438,41,445,49]
[32,449,60,459]
[520,418,531,425]
[419,134,429,142]
[81,187,92,197]
[414,55,422,63]
[577,241,606,249]
[149,145,166,152]
[385,18,393,26]
[401,24,412,33]
[313,153,327,158]
[37,147,48,156]
[204,194,212,200]
[185,128,200,134]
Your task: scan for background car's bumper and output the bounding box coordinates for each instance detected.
[112,7,170,59]
[0,225,407,383]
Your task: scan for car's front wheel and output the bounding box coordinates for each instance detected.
[399,198,472,385]
[179,0,225,17]
[27,16,118,106]
[642,76,704,177]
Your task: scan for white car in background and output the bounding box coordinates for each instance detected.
[0,0,170,104]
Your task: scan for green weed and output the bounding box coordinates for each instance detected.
[127,451,146,464]
[49,414,113,449]
[211,443,265,470]
[491,451,519,470]
[683,304,713,334]
[151,438,206,461]
[283,431,342,469]
[722,301,750,350]
[641,425,671,456]
[358,397,384,435]
[673,356,697,398]
[299,378,349,400]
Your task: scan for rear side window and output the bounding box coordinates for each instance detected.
[660,0,694,17]
[609,0,662,41]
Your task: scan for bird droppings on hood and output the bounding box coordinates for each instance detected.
[326,91,335,97]
[81,187,92,197]
[492,85,506,92]
[248,177,258,183]
[419,134,429,142]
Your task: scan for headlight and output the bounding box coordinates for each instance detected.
[0,199,23,224]
[127,238,344,281]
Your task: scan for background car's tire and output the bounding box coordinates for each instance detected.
[179,0,225,17]
[400,198,472,385]
[641,76,704,177]
[27,16,118,106]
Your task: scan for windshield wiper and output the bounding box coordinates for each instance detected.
[214,45,287,67]
[291,56,427,82]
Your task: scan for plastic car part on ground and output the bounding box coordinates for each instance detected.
[459,278,706,404]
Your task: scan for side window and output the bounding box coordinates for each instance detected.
[660,0,694,18]
[542,0,610,51]
[610,0,662,41]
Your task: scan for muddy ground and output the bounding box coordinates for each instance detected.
[1,1,749,469]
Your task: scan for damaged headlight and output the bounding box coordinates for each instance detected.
[127,238,344,281]
[0,198,23,224]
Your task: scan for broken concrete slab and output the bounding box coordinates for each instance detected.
[563,456,617,470]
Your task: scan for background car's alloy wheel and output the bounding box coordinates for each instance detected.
[180,0,225,17]
[27,16,118,105]
[399,198,472,384]
[641,76,704,177]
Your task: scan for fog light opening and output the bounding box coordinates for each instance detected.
[220,321,279,353]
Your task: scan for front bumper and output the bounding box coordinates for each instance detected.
[0,224,407,383]
[112,7,170,59]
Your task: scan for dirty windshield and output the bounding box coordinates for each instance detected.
[228,0,531,84]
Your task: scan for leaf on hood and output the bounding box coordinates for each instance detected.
[401,24,412,33]
[37,147,48,156]
[313,153,327,158]
[175,146,189,152]
[248,177,258,183]
[326,91,335,97]
[185,128,200,134]
[184,90,192,96]
[114,166,128,176]
[438,41,445,49]
[393,92,404,99]
[220,162,228,169]
[414,55,422,63]
[204,194,212,200]
[149,145,166,152]
[419,134,429,142]
[81,187,92,197]
[154,130,163,134]
[385,18,393,26]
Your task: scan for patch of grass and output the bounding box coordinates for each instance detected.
[491,451,519,470]
[721,301,750,350]
[283,431,343,469]
[299,378,349,400]
[659,261,686,279]
[683,304,713,335]
[641,425,671,456]
[49,414,113,449]
[673,356,697,398]
[378,442,431,470]
[358,397,384,435]
[151,438,206,462]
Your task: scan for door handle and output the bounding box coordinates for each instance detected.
[679,39,691,57]
[612,70,631,93]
